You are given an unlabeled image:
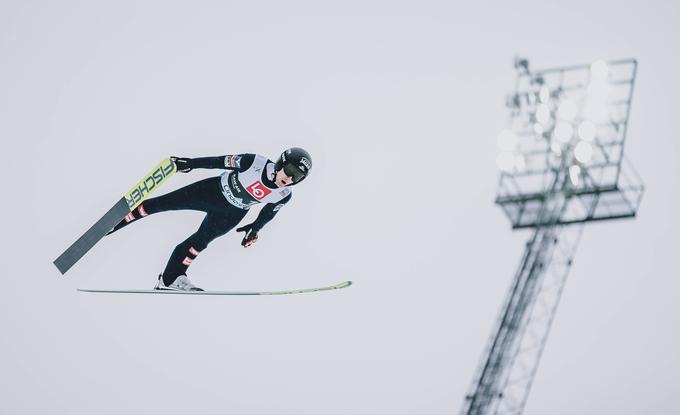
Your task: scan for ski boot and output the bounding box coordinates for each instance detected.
[155,274,204,291]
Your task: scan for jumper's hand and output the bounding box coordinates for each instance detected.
[171,156,193,173]
[236,224,259,248]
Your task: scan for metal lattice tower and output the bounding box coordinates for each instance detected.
[460,58,644,415]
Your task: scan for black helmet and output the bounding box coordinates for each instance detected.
[275,147,312,184]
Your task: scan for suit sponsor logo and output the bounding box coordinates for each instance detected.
[230,174,242,192]
[221,182,254,210]
[225,155,241,169]
[221,186,250,209]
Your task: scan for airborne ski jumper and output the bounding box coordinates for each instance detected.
[107,147,312,292]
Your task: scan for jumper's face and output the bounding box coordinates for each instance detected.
[275,169,294,187]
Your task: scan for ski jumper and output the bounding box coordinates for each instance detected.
[107,154,292,285]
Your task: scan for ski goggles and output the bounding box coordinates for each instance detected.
[283,164,306,183]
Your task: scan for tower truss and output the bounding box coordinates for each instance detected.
[460,58,644,415]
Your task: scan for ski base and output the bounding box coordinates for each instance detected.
[54,158,176,275]
[54,198,130,274]
[78,280,352,296]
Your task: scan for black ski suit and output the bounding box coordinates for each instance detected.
[107,154,291,285]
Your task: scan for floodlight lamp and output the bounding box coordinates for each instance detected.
[554,121,574,143]
[574,140,593,163]
[583,97,609,123]
[577,120,596,141]
[535,104,552,125]
[558,100,578,121]
[498,129,518,151]
[587,78,610,96]
[569,165,581,186]
[550,141,562,156]
[496,151,516,172]
[586,61,611,124]
[533,123,544,136]
[539,85,550,103]
[590,59,609,79]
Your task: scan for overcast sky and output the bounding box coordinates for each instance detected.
[1,1,679,414]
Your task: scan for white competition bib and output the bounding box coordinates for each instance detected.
[220,155,292,209]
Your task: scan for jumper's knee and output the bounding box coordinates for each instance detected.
[123,203,150,223]
[108,204,150,235]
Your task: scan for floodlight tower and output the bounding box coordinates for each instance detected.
[460,58,644,415]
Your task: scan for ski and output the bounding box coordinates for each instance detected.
[53,158,177,275]
[78,280,352,296]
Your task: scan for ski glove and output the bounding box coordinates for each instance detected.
[171,156,193,173]
[236,224,259,248]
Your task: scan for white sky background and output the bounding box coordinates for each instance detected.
[1,1,678,414]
